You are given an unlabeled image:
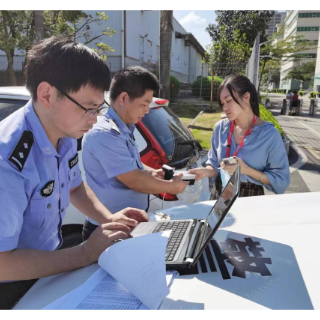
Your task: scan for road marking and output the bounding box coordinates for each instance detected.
[298,170,320,192]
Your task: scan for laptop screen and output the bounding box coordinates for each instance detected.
[191,166,240,265]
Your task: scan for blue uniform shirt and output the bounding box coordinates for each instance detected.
[206,119,290,194]
[82,107,148,225]
[0,100,82,252]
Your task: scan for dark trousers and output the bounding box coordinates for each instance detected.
[82,219,98,241]
[0,279,38,310]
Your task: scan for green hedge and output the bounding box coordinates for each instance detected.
[170,76,181,102]
[298,90,307,97]
[152,76,181,100]
[268,89,288,94]
[192,76,224,101]
[309,91,320,98]
[259,104,283,138]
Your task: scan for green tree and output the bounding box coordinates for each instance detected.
[206,11,274,48]
[205,26,250,77]
[258,24,317,91]
[0,10,115,85]
[282,61,316,88]
[204,26,249,110]
[0,11,33,85]
[260,62,281,88]
[262,24,317,61]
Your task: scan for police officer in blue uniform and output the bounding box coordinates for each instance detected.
[0,37,148,309]
[82,66,189,239]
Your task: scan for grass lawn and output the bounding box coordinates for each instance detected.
[173,103,284,151]
[191,129,213,150]
[173,105,222,150]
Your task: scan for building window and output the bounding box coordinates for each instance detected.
[296,39,318,45]
[297,26,320,31]
[299,12,320,18]
[293,53,317,58]
[298,12,320,18]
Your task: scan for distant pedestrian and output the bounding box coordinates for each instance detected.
[291,91,299,115]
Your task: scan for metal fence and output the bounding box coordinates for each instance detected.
[141,60,159,76]
[176,63,247,101]
[0,59,26,86]
[246,32,260,90]
[177,82,218,101]
[0,70,25,86]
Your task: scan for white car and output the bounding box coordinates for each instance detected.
[0,86,210,247]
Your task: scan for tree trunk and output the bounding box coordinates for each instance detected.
[34,10,44,43]
[1,11,16,85]
[5,50,16,86]
[159,11,173,101]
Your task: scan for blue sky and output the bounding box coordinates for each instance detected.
[173,10,286,50]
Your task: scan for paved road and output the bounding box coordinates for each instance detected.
[266,93,320,194]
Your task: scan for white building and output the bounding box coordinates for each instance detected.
[266,11,286,36]
[279,10,320,91]
[313,31,320,91]
[0,10,208,86]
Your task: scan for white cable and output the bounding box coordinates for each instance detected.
[162,193,166,210]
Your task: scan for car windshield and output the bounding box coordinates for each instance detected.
[141,106,196,169]
[0,99,26,122]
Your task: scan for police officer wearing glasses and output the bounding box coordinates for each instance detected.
[0,36,148,309]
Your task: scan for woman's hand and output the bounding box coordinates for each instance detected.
[188,166,216,182]
[220,157,250,175]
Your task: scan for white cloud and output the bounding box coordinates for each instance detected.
[179,11,206,26]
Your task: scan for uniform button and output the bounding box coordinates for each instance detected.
[73,172,76,177]
[47,203,51,209]
[61,208,64,212]
[61,183,65,188]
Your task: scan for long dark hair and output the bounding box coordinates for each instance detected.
[217,75,260,117]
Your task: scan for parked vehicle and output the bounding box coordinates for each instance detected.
[0,87,210,247]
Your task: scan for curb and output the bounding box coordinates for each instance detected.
[283,133,290,156]
[283,133,307,171]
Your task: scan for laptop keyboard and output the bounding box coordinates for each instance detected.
[152,221,189,261]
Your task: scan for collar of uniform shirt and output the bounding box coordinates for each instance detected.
[107,107,135,136]
[25,100,70,159]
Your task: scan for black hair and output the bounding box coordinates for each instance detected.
[109,66,159,101]
[293,91,297,94]
[25,36,111,100]
[217,74,260,117]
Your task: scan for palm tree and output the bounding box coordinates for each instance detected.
[159,11,173,100]
[34,11,44,43]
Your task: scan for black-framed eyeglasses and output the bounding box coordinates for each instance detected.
[55,87,110,117]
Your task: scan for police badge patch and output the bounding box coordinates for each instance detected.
[41,180,55,197]
[69,153,79,169]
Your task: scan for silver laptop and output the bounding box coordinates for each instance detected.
[132,166,240,271]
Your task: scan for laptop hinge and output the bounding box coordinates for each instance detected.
[184,220,204,262]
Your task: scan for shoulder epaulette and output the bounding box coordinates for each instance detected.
[108,119,121,135]
[8,131,34,172]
